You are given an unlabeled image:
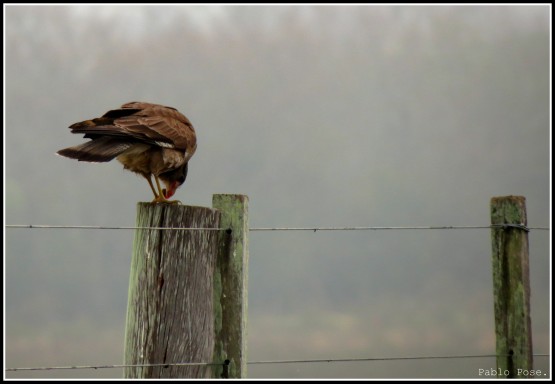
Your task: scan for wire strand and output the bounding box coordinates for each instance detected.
[247,354,551,364]
[6,354,549,372]
[4,225,225,231]
[250,224,548,232]
[5,362,219,372]
[5,224,549,231]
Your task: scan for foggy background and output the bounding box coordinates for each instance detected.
[4,5,551,379]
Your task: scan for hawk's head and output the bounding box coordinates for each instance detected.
[160,162,188,199]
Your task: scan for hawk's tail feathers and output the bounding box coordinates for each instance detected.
[57,137,133,163]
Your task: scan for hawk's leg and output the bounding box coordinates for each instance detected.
[144,175,159,199]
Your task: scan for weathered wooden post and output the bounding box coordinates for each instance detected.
[212,194,249,379]
[124,195,249,379]
[124,202,221,378]
[490,195,533,378]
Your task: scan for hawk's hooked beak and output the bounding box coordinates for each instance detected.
[162,181,179,199]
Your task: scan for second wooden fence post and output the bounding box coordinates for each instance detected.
[490,195,533,378]
[212,194,249,379]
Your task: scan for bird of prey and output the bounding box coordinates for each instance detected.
[57,102,197,203]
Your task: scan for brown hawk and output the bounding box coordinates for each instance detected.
[57,102,197,203]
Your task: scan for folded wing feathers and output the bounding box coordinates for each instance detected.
[134,116,191,149]
[60,102,196,162]
[114,117,176,147]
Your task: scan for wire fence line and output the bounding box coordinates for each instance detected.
[4,225,225,231]
[5,224,549,231]
[6,362,219,372]
[5,222,549,375]
[6,354,550,372]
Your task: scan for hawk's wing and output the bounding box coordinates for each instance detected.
[57,102,197,162]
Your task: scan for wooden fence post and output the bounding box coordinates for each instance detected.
[490,195,533,378]
[212,194,249,379]
[124,202,221,378]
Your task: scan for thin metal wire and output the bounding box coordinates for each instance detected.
[5,362,219,372]
[4,225,225,231]
[247,354,512,364]
[5,224,549,231]
[6,354,549,372]
[251,224,548,232]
